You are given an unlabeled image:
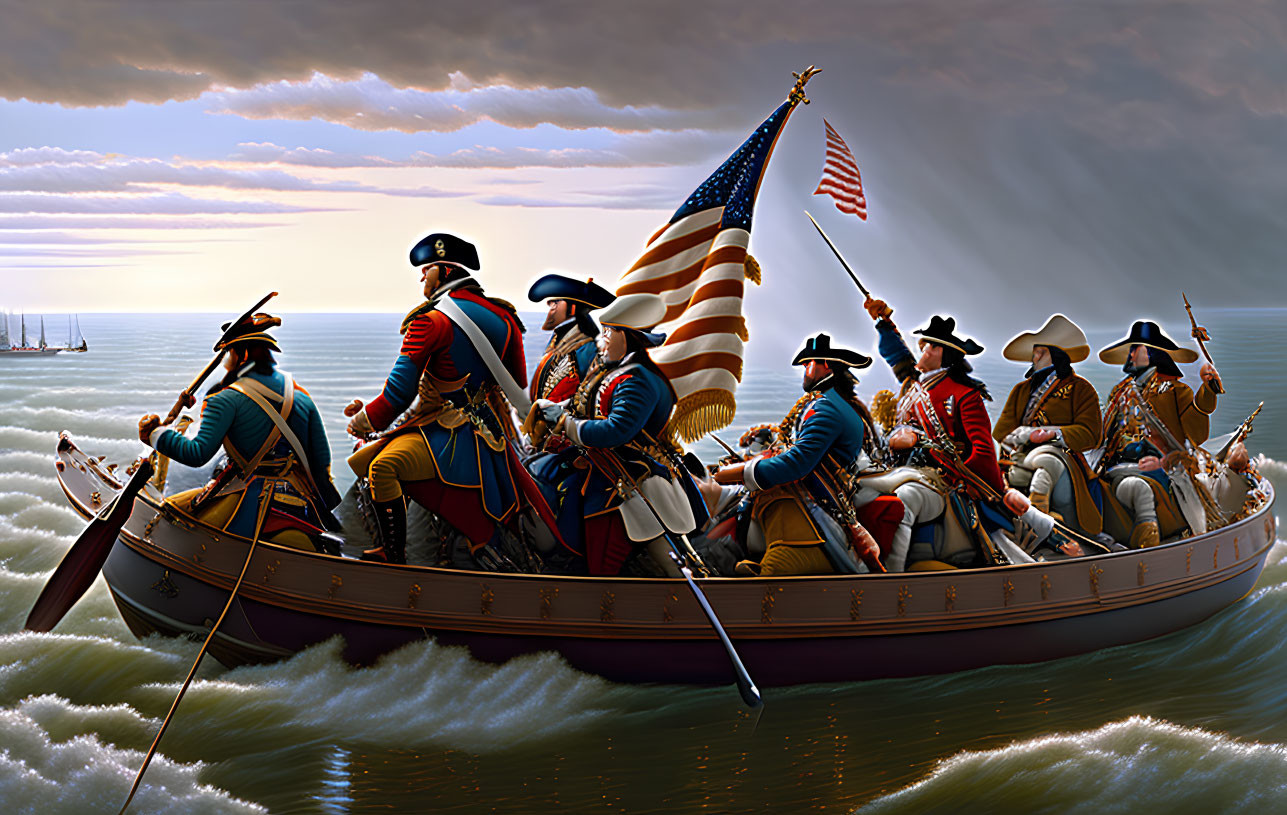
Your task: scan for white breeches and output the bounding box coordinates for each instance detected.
[887,482,946,572]
[1115,476,1157,525]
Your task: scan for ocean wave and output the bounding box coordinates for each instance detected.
[0,425,137,458]
[167,637,626,754]
[0,704,263,815]
[855,716,1287,815]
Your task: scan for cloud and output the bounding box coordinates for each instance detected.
[231,129,727,168]
[0,216,286,230]
[209,72,726,133]
[475,184,680,210]
[0,148,465,196]
[0,192,326,215]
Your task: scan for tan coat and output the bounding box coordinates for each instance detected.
[1104,374,1218,449]
[993,373,1103,452]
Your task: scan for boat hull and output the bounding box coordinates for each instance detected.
[56,434,1279,686]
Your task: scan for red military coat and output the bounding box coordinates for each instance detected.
[899,370,1005,495]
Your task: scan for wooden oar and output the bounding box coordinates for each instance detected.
[583,446,762,709]
[25,458,154,632]
[26,292,278,633]
[116,481,277,815]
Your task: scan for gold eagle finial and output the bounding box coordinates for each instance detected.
[789,65,822,106]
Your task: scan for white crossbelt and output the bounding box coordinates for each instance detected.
[437,295,533,414]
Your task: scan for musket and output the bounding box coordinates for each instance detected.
[1215,401,1263,464]
[1182,291,1224,394]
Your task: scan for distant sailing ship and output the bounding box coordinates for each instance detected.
[0,312,88,354]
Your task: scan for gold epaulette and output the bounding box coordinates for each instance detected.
[400,300,435,334]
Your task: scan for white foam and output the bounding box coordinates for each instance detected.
[856,716,1287,814]
[128,637,628,754]
[0,704,264,814]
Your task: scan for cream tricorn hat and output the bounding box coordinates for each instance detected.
[1002,313,1090,363]
[597,292,666,331]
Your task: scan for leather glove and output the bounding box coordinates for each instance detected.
[863,297,893,322]
[138,414,161,446]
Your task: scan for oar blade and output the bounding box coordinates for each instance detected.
[26,459,154,633]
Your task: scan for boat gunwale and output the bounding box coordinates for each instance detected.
[57,437,1279,641]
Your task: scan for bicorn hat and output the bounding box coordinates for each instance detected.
[527,274,615,310]
[215,312,281,352]
[1003,314,1090,363]
[791,333,872,369]
[913,315,984,356]
[1098,320,1199,365]
[409,232,480,271]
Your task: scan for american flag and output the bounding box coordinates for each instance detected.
[814,119,867,220]
[616,96,806,442]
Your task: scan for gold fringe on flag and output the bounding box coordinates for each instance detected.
[744,255,762,286]
[668,388,738,443]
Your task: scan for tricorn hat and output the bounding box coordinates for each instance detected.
[1003,313,1090,363]
[791,333,872,369]
[1098,320,1199,365]
[409,232,480,271]
[598,293,667,347]
[527,274,615,310]
[215,312,281,352]
[913,315,984,356]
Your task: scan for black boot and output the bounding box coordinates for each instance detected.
[362,498,406,564]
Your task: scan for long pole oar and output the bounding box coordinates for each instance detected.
[25,293,278,634]
[584,447,762,709]
[117,481,277,814]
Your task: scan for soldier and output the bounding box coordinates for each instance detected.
[993,314,1105,537]
[860,300,1010,569]
[344,232,529,564]
[713,333,882,576]
[1097,320,1223,547]
[531,293,705,576]
[138,313,341,549]
[526,274,614,404]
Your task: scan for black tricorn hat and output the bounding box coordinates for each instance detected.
[913,315,984,356]
[215,312,282,352]
[791,333,872,368]
[527,274,615,310]
[1098,320,1199,365]
[409,232,480,271]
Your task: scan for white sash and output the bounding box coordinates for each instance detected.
[437,295,532,414]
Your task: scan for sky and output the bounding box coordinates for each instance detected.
[2,0,1286,365]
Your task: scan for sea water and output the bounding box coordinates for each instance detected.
[0,311,1284,814]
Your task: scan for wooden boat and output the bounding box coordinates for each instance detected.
[53,433,1278,687]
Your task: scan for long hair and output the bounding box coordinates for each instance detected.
[941,347,991,400]
[1048,345,1074,378]
[1123,345,1181,377]
[209,342,275,394]
[623,329,677,401]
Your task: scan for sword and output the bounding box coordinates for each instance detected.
[708,433,739,458]
[805,210,871,298]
